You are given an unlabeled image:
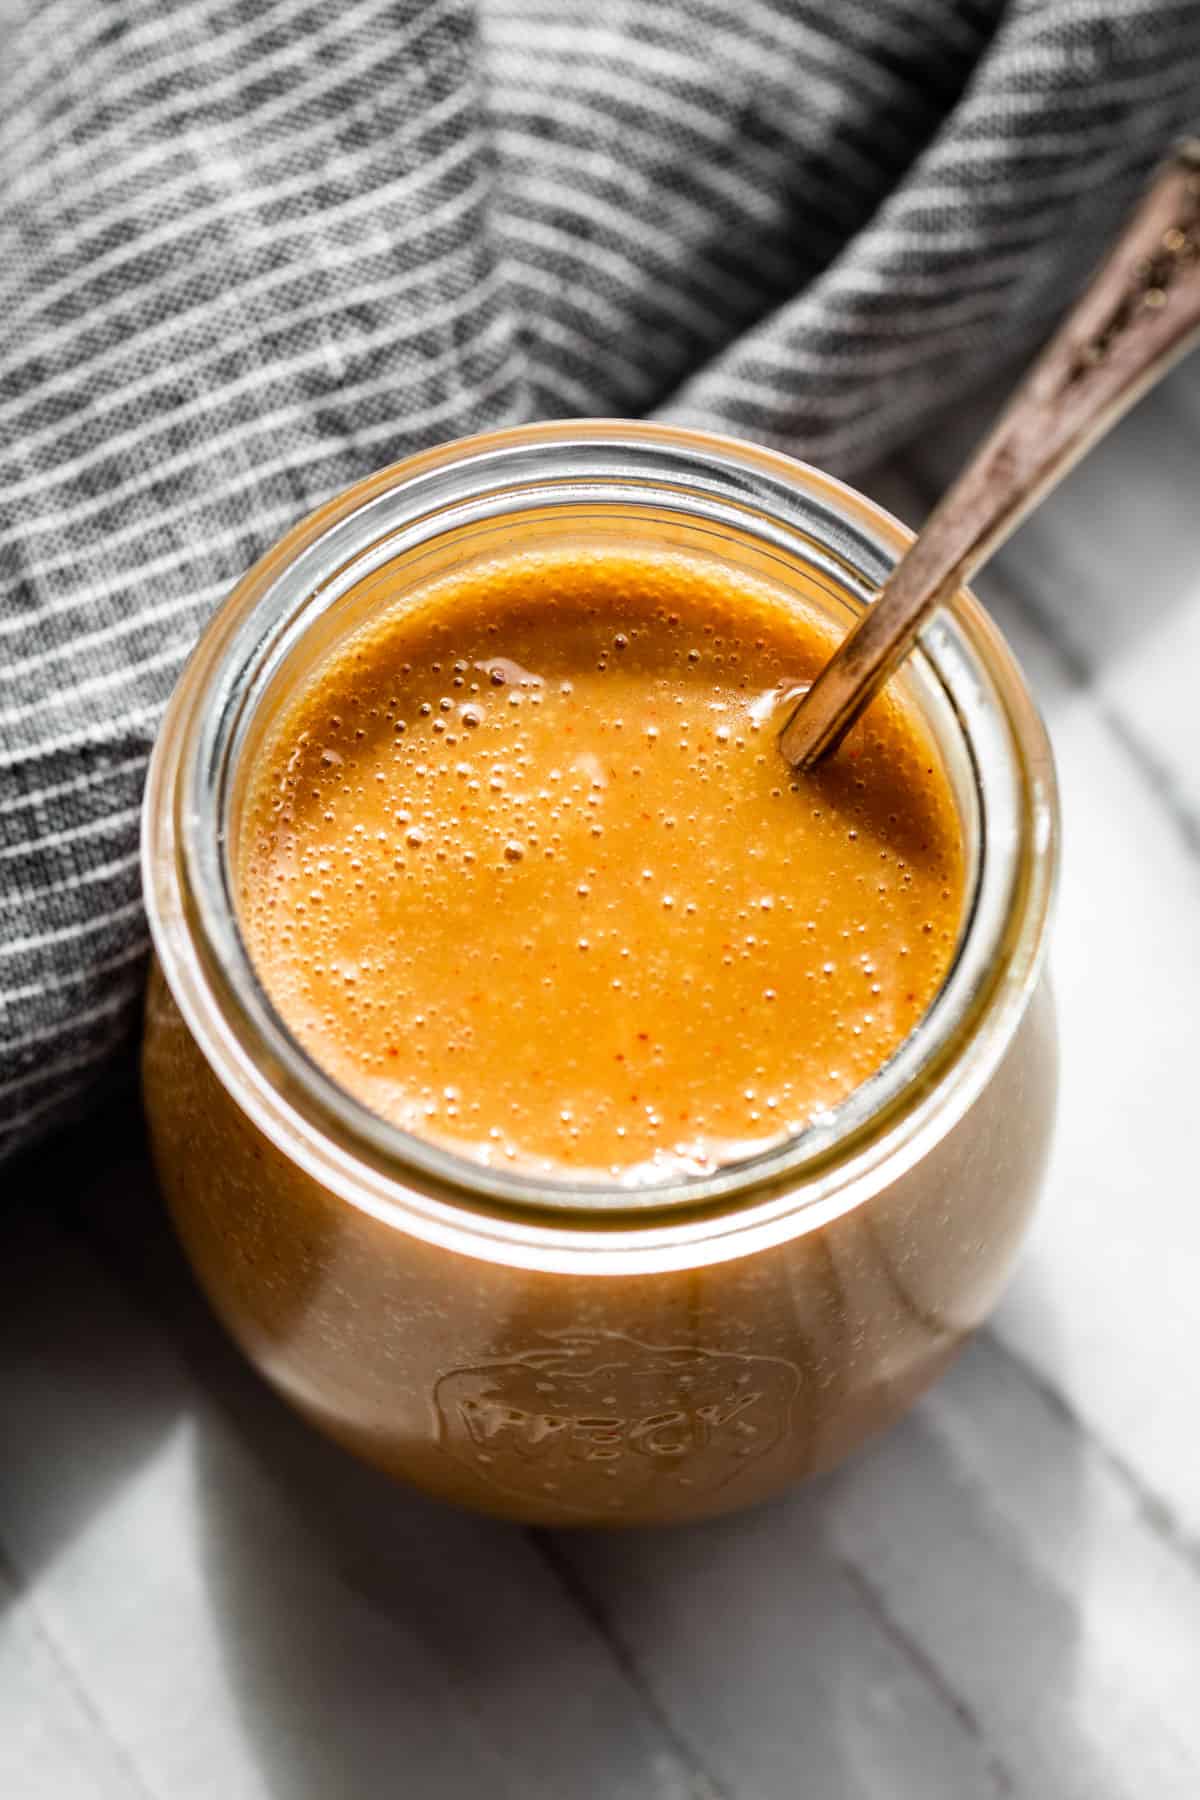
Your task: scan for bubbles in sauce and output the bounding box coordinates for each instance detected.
[239,546,965,1180]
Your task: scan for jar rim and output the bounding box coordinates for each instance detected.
[141,420,1058,1272]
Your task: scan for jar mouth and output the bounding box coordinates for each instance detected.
[143,421,1057,1252]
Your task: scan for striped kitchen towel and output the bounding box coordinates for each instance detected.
[2,0,1199,1163]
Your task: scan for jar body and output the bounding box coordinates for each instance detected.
[143,962,1055,1526]
[141,421,1059,1528]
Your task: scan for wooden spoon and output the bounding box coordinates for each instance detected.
[780,139,1200,771]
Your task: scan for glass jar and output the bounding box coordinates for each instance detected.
[141,421,1058,1527]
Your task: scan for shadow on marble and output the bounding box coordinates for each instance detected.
[537,1319,1090,1799]
[7,1101,1088,1799]
[185,1305,716,1798]
[68,1129,710,1797]
[180,1251,1086,1799]
[0,1126,180,1615]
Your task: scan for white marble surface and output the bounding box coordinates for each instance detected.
[3,361,1200,1800]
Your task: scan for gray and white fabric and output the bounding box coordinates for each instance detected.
[2,0,1198,1163]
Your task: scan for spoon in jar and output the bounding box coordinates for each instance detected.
[780,138,1200,772]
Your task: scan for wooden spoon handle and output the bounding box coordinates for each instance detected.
[780,139,1200,771]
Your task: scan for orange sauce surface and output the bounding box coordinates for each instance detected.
[239,547,964,1179]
